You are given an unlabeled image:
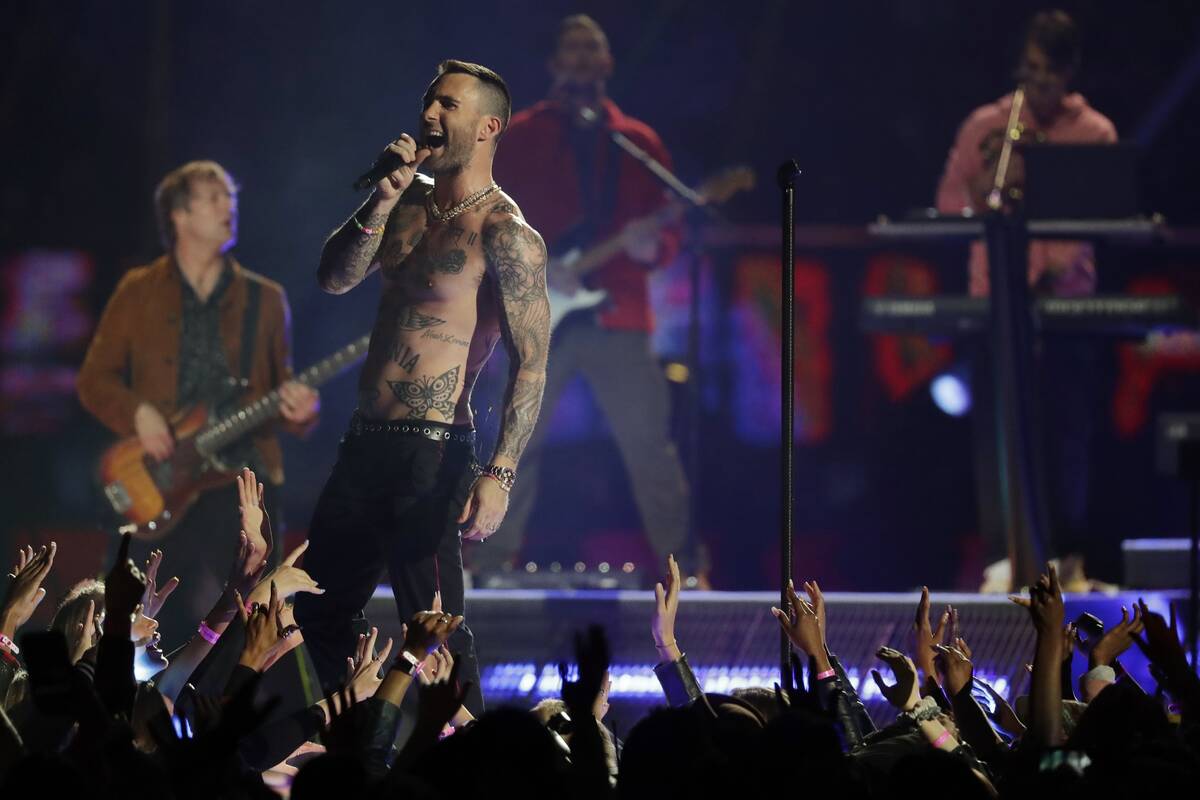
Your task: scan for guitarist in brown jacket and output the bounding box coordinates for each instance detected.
[77,160,319,644]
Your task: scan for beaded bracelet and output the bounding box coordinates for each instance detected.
[351,213,384,237]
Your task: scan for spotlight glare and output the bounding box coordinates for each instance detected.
[931,372,971,416]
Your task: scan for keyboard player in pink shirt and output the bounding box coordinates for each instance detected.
[934,10,1118,593]
[936,9,1117,298]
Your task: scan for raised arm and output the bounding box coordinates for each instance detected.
[484,212,550,466]
[317,136,429,294]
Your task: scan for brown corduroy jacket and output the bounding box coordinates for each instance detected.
[76,254,313,485]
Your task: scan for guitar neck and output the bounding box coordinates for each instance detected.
[568,206,680,278]
[560,166,755,279]
[195,334,370,456]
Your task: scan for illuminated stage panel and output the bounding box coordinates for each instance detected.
[366,588,1183,729]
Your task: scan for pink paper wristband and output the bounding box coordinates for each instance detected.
[0,633,17,655]
[198,621,221,645]
[815,669,836,681]
[933,730,953,749]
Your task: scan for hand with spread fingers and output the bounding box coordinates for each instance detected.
[344,626,394,700]
[651,554,682,662]
[1090,605,1144,667]
[2,541,56,640]
[68,598,102,664]
[934,637,974,696]
[236,468,270,569]
[803,579,827,639]
[131,604,160,647]
[771,579,831,673]
[224,532,264,604]
[235,581,298,672]
[248,541,323,605]
[1133,598,1190,679]
[871,646,921,712]
[140,549,180,622]
[913,586,949,682]
[418,645,455,687]
[402,607,464,659]
[1010,563,1065,635]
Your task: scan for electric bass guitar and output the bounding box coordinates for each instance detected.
[99,334,370,541]
[547,166,756,332]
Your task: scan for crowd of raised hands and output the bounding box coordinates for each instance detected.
[645,554,1200,798]
[2,497,1199,799]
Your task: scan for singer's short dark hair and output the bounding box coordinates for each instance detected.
[1025,9,1081,74]
[154,160,236,250]
[427,59,512,141]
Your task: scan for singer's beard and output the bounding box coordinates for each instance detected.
[425,135,474,177]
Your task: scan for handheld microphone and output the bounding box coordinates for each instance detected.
[352,134,443,191]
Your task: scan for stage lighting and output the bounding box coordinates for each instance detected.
[931,368,971,416]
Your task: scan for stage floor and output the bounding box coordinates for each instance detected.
[366,588,1182,730]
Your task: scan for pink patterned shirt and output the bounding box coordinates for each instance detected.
[936,92,1117,297]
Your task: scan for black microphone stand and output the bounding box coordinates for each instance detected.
[777,159,801,689]
[598,113,718,580]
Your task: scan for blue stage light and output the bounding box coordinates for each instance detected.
[931,370,971,416]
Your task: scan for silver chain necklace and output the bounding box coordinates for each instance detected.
[426,182,501,222]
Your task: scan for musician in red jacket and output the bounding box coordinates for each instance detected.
[487,14,700,583]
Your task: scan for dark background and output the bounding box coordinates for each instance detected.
[3,0,1200,595]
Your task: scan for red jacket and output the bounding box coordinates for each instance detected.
[494,98,680,332]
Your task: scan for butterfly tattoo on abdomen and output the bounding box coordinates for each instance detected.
[387,365,460,420]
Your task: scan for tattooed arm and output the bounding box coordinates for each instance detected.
[459,207,549,542]
[484,209,551,469]
[317,162,431,295]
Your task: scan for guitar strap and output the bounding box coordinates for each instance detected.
[238,279,262,390]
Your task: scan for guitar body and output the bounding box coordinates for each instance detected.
[98,403,240,542]
[548,285,609,332]
[93,332,372,541]
[544,166,755,335]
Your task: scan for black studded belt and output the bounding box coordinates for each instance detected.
[347,413,475,444]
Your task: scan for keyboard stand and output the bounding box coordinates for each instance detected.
[870,215,1163,589]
